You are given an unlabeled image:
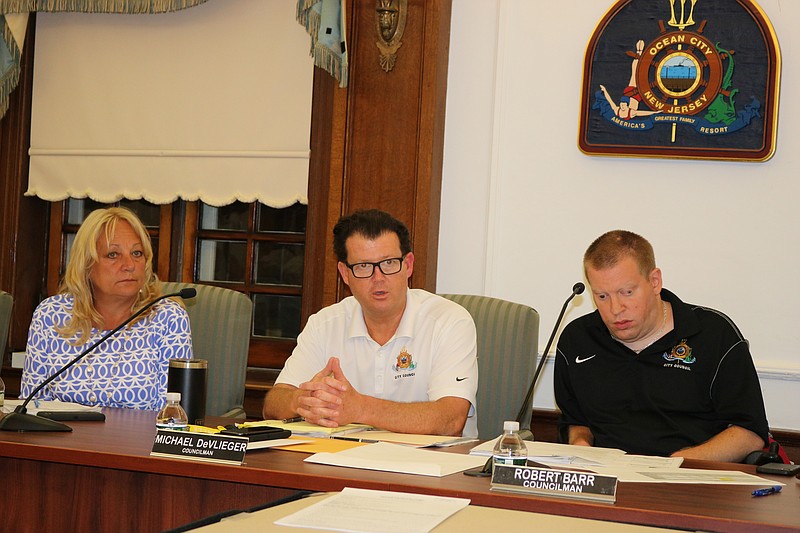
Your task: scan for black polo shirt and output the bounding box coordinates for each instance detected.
[554,289,769,456]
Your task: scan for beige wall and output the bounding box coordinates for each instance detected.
[439,0,800,430]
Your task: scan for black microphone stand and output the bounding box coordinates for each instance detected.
[515,282,585,437]
[0,289,196,432]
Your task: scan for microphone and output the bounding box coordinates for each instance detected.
[515,282,585,431]
[0,288,196,432]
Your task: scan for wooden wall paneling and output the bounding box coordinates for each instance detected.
[303,0,453,322]
[302,67,348,325]
[156,205,173,277]
[413,0,450,290]
[181,202,200,281]
[45,203,63,297]
[0,16,48,359]
[344,0,446,292]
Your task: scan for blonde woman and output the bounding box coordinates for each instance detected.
[21,207,192,410]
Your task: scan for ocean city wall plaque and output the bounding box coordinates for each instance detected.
[578,0,780,161]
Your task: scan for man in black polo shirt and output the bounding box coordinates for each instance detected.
[555,230,769,461]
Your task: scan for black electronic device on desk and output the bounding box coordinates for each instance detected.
[37,411,106,422]
[756,463,800,477]
[220,425,291,442]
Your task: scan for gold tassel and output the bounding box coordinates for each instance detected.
[0,16,21,117]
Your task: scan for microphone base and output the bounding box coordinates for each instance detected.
[0,412,73,432]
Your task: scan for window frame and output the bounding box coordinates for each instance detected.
[181,201,301,369]
[45,199,302,371]
[46,201,174,296]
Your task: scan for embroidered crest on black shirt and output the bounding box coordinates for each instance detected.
[663,339,696,364]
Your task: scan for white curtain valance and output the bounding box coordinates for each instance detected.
[25,0,313,207]
[0,1,209,117]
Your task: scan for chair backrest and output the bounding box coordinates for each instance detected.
[0,291,12,365]
[161,282,253,418]
[439,294,539,439]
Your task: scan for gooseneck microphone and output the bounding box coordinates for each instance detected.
[515,282,585,428]
[0,288,196,432]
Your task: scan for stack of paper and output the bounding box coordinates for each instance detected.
[469,440,779,485]
[274,487,470,533]
[305,441,487,477]
[342,431,478,447]
[243,419,372,438]
[472,438,641,465]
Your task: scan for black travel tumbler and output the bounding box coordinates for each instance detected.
[167,358,208,425]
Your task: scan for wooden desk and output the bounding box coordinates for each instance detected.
[191,491,683,532]
[1,408,798,533]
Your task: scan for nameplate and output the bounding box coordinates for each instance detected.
[491,464,617,503]
[150,429,248,465]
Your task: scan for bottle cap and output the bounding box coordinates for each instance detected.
[166,392,181,402]
[503,420,520,431]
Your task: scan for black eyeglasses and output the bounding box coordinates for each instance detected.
[345,256,405,278]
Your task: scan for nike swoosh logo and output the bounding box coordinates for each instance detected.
[575,355,597,364]
[456,377,468,382]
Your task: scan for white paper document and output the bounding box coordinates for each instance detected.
[352,431,478,448]
[305,441,487,477]
[471,439,629,464]
[586,466,786,485]
[470,440,682,469]
[1,399,102,415]
[469,440,779,485]
[245,419,372,438]
[246,438,313,451]
[274,487,470,533]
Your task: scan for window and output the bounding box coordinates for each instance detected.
[47,199,171,296]
[193,201,306,349]
[47,199,307,370]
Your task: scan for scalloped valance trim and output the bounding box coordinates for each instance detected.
[26,149,310,207]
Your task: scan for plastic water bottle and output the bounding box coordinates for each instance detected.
[492,420,528,466]
[0,375,5,408]
[156,392,189,431]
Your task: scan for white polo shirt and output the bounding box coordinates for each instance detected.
[276,289,479,437]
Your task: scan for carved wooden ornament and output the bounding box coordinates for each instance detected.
[375,0,407,72]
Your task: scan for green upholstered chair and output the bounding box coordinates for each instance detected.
[439,294,539,439]
[0,290,12,363]
[161,282,253,419]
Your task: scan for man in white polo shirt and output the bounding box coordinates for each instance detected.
[263,209,478,437]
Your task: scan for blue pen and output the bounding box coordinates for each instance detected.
[752,485,782,497]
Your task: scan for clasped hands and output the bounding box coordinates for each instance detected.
[295,357,363,428]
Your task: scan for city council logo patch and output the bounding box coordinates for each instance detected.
[663,339,696,364]
[393,348,417,372]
